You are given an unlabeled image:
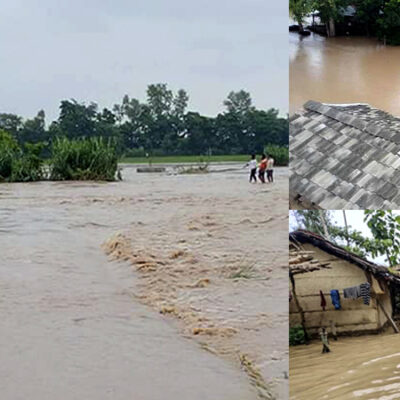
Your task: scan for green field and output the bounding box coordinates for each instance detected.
[121,155,250,164]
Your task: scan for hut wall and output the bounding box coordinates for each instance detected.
[289,243,393,336]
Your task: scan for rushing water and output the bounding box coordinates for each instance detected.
[290,32,400,115]
[0,165,265,400]
[290,334,400,400]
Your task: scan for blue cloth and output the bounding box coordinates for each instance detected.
[330,290,341,310]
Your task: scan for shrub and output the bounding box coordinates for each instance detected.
[10,143,44,182]
[264,144,289,166]
[289,325,306,346]
[50,137,118,181]
[0,131,44,182]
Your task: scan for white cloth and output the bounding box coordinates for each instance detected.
[267,158,274,169]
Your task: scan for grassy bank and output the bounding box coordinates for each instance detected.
[121,155,250,164]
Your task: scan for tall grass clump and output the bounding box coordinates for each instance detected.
[0,130,44,182]
[50,137,118,181]
[264,144,289,166]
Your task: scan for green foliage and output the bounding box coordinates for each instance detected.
[289,325,306,346]
[0,130,44,182]
[0,130,19,181]
[264,145,288,166]
[312,0,349,24]
[10,143,44,182]
[289,0,314,28]
[50,137,118,181]
[1,84,287,159]
[364,210,400,267]
[377,0,400,44]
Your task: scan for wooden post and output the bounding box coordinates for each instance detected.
[377,299,399,334]
[291,274,309,343]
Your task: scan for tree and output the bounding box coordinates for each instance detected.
[53,100,98,138]
[173,89,189,119]
[289,0,314,31]
[377,0,400,45]
[0,113,23,139]
[353,0,384,36]
[146,83,173,119]
[223,90,254,116]
[364,210,400,267]
[312,0,349,36]
[292,210,335,237]
[18,110,47,144]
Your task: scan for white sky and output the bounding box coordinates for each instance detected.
[289,210,400,266]
[0,0,288,122]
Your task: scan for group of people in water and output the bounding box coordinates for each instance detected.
[246,154,274,183]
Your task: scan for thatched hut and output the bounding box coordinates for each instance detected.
[290,230,400,337]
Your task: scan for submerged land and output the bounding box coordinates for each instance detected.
[0,164,288,400]
[290,334,400,400]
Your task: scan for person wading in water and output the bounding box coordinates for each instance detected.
[266,155,274,183]
[320,327,331,353]
[258,154,267,183]
[246,154,258,183]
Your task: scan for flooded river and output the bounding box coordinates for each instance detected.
[290,334,400,400]
[290,33,400,115]
[0,164,288,400]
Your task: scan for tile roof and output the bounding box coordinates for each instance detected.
[290,100,400,209]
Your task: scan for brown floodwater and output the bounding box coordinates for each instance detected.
[290,33,400,115]
[0,164,288,400]
[290,334,400,400]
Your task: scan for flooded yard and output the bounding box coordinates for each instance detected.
[0,164,288,400]
[290,334,400,400]
[290,33,400,115]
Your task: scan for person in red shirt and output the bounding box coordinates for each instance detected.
[258,154,267,183]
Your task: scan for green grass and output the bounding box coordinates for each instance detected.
[121,154,250,164]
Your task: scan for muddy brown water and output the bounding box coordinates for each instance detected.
[290,33,400,115]
[290,334,400,400]
[0,164,288,400]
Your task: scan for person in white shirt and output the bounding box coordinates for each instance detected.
[266,156,274,183]
[246,154,257,183]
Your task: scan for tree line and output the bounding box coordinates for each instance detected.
[0,84,288,157]
[290,0,400,44]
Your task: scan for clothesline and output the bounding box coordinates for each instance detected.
[319,283,371,310]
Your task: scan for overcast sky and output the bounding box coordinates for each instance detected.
[0,0,288,123]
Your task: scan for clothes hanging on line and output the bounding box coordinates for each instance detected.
[360,282,371,306]
[320,290,326,311]
[343,285,361,299]
[330,290,341,310]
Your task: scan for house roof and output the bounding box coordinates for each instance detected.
[290,100,400,209]
[290,230,400,285]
